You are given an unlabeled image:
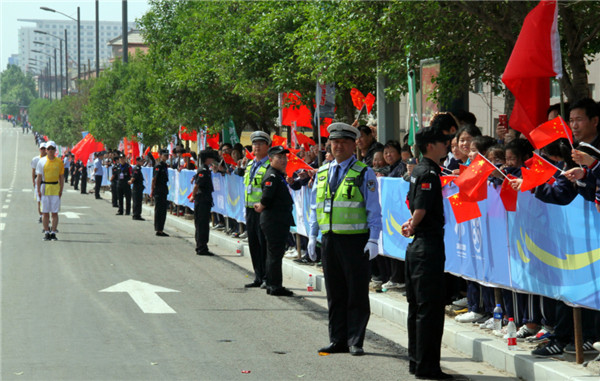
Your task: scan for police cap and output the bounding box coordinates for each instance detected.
[159,149,170,156]
[415,126,453,146]
[250,131,271,145]
[327,122,359,140]
[267,145,290,157]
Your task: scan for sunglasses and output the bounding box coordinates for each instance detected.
[47,147,56,150]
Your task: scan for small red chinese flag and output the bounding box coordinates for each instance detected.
[520,153,558,192]
[528,116,573,149]
[295,132,316,151]
[364,92,376,114]
[440,176,456,188]
[222,153,238,167]
[448,192,481,224]
[350,88,366,110]
[206,133,220,150]
[272,134,288,148]
[453,154,496,202]
[500,174,519,212]
[285,153,313,177]
[187,192,195,202]
[245,148,255,160]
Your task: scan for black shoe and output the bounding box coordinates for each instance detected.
[116,212,123,215]
[349,346,364,356]
[260,281,267,289]
[155,231,169,237]
[96,197,102,199]
[132,216,145,221]
[564,340,595,353]
[196,251,215,256]
[409,361,416,375]
[50,233,58,241]
[245,281,262,288]
[318,342,349,354]
[294,256,314,265]
[415,371,453,380]
[269,287,293,297]
[43,232,51,241]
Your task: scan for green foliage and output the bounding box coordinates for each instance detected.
[0,64,38,115]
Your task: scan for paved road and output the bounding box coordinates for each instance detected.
[0,120,413,380]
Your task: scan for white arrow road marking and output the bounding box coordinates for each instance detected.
[99,280,180,314]
[2,205,8,209]
[0,213,6,218]
[59,211,83,219]
[22,189,32,192]
[0,224,5,231]
[62,206,91,209]
[66,190,77,193]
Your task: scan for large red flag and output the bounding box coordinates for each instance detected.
[528,116,573,149]
[206,133,220,150]
[364,92,376,114]
[501,0,562,141]
[448,192,481,224]
[453,153,497,202]
[285,153,314,177]
[320,118,332,138]
[180,126,198,141]
[521,153,558,192]
[500,174,519,212]
[272,135,287,148]
[350,88,366,110]
[281,91,313,128]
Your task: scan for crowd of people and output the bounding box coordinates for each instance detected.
[26,96,600,379]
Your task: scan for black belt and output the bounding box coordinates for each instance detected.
[42,181,58,184]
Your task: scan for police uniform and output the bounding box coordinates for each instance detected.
[235,131,271,287]
[308,123,382,355]
[111,157,120,207]
[73,160,81,190]
[193,151,216,255]
[131,158,145,220]
[153,150,170,236]
[116,155,133,215]
[93,154,104,199]
[80,158,88,194]
[404,127,451,378]
[259,146,295,296]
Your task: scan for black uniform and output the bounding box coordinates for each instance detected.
[80,161,88,194]
[70,164,76,186]
[259,166,294,293]
[73,161,81,190]
[193,165,214,255]
[111,161,119,207]
[405,157,446,377]
[116,162,132,215]
[131,164,145,219]
[153,161,169,232]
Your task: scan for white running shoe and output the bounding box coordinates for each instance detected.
[455,311,485,323]
[382,281,405,290]
[479,317,494,330]
[452,297,468,308]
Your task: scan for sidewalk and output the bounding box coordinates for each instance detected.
[142,204,599,381]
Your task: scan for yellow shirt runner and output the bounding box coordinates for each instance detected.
[36,157,65,196]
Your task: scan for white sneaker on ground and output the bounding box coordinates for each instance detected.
[452,297,468,308]
[516,325,540,341]
[493,327,508,337]
[593,342,600,352]
[382,281,405,290]
[479,317,494,330]
[455,311,485,323]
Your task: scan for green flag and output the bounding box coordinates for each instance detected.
[222,118,240,145]
[407,56,419,146]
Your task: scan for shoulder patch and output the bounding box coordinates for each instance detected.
[367,179,376,192]
[421,183,432,190]
[265,181,273,187]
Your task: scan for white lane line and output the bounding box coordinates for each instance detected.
[0,213,6,218]
[22,189,32,192]
[0,224,5,231]
[2,205,8,209]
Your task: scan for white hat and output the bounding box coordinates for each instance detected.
[39,142,47,149]
[250,131,271,144]
[327,122,359,140]
[46,141,57,149]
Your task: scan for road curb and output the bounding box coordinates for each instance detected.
[142,204,597,381]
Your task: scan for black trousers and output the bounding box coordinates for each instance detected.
[94,175,102,198]
[322,232,370,347]
[132,186,143,218]
[261,218,290,290]
[154,193,168,232]
[554,302,598,344]
[111,181,118,206]
[117,182,131,214]
[246,208,267,283]
[70,168,75,186]
[405,234,446,376]
[64,169,69,183]
[80,174,87,193]
[194,199,211,254]
[73,173,79,189]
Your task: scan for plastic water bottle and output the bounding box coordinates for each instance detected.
[307,274,314,292]
[507,318,517,350]
[236,241,243,256]
[493,304,503,332]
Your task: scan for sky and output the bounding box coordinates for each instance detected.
[0,0,153,70]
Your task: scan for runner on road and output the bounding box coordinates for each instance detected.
[36,141,65,241]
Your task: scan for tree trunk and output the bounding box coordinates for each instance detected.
[559,5,590,103]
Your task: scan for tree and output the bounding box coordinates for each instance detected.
[0,64,37,116]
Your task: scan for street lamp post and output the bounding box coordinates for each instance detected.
[33,40,61,98]
[40,6,80,83]
[32,49,57,99]
[34,30,67,95]
[96,0,100,77]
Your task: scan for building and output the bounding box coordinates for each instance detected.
[17,18,136,89]
[8,54,19,66]
[107,29,148,62]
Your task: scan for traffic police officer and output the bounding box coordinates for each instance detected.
[401,126,452,379]
[93,151,104,199]
[254,145,294,297]
[110,152,120,207]
[234,131,271,288]
[116,153,132,216]
[307,122,382,356]
[130,157,145,221]
[151,149,170,237]
[192,150,218,256]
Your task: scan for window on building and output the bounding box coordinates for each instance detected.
[550,79,561,98]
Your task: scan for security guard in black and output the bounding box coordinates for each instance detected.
[130,159,145,220]
[402,126,452,379]
[193,150,216,255]
[152,150,170,236]
[116,154,132,215]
